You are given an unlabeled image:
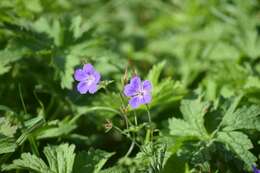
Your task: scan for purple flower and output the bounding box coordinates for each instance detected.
[124,76,152,108]
[74,64,101,94]
[253,166,260,173]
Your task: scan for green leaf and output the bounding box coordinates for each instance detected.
[151,79,186,107]
[33,17,63,46]
[0,117,17,154]
[169,118,202,139]
[23,0,43,13]
[169,97,210,140]
[213,96,259,170]
[53,55,80,89]
[216,131,256,170]
[147,61,166,86]
[73,148,114,173]
[222,105,260,131]
[100,166,126,173]
[17,116,45,145]
[147,61,187,107]
[35,119,76,139]
[220,96,243,125]
[70,15,90,40]
[180,99,209,136]
[0,137,17,154]
[244,76,260,90]
[2,143,76,173]
[2,153,52,172]
[207,41,240,61]
[0,48,28,75]
[220,95,260,131]
[162,154,188,173]
[24,116,45,132]
[44,144,76,173]
[0,117,17,137]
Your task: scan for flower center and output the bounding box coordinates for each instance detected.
[86,75,95,84]
[136,90,145,97]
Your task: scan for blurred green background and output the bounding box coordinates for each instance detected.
[1,0,260,172]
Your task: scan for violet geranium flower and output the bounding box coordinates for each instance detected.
[124,76,152,108]
[253,166,260,173]
[74,64,101,94]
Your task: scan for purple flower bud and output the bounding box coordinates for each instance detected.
[124,76,152,109]
[74,64,101,94]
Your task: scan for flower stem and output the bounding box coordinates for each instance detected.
[124,141,135,158]
[145,104,152,124]
[134,111,138,126]
[145,104,153,143]
[113,125,141,149]
[69,107,120,124]
[114,125,136,157]
[119,92,131,129]
[145,128,151,144]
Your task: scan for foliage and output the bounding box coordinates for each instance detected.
[0,0,260,173]
[168,96,260,172]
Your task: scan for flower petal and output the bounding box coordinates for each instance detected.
[142,92,152,104]
[74,69,87,81]
[83,64,94,74]
[89,84,98,94]
[93,71,101,83]
[124,84,138,97]
[142,80,152,91]
[253,166,260,173]
[129,96,142,109]
[124,76,142,97]
[77,81,89,94]
[130,76,142,89]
